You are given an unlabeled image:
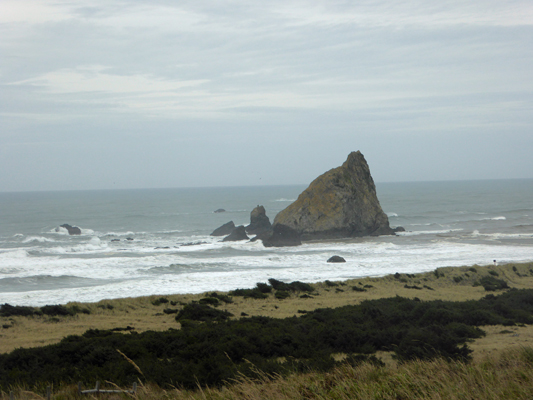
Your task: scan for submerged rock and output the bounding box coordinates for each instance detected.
[246,205,272,235]
[214,209,226,213]
[59,224,81,235]
[222,226,249,242]
[273,151,394,240]
[211,221,236,236]
[327,255,346,263]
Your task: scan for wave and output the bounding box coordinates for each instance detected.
[272,198,296,202]
[396,229,464,236]
[387,212,398,217]
[470,230,533,240]
[22,236,56,243]
[0,249,29,259]
[482,216,506,221]
[0,275,115,292]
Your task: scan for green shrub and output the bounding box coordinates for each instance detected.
[275,291,290,300]
[268,278,289,291]
[352,286,366,292]
[479,276,509,291]
[488,270,499,277]
[151,297,169,306]
[0,304,38,317]
[229,288,268,299]
[40,305,75,316]
[175,303,233,322]
[256,283,272,293]
[199,297,220,306]
[325,280,338,287]
[453,276,463,283]
[209,292,233,304]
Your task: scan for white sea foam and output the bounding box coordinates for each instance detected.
[22,236,56,243]
[272,198,296,202]
[483,216,506,221]
[387,212,398,217]
[396,229,463,236]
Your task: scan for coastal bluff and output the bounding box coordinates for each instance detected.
[273,151,394,240]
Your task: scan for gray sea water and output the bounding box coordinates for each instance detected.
[1,179,532,306]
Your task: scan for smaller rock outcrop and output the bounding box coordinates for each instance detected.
[59,224,81,235]
[222,226,249,242]
[261,224,301,247]
[211,221,236,236]
[327,256,346,263]
[214,209,226,213]
[246,205,272,235]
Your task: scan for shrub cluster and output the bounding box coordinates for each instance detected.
[0,303,89,317]
[2,289,533,390]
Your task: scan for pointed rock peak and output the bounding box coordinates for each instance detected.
[273,151,393,240]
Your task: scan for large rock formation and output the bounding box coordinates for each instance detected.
[246,205,272,235]
[273,151,394,240]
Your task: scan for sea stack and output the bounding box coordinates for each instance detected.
[273,151,394,240]
[246,205,272,235]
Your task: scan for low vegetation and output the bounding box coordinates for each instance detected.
[1,262,533,398]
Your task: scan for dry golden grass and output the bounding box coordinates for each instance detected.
[1,261,533,358]
[3,347,533,399]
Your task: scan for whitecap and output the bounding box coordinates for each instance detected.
[22,236,55,243]
[387,212,398,217]
[396,229,463,236]
[272,198,296,202]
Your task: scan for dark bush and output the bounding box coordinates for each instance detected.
[229,288,268,299]
[175,303,233,322]
[288,281,313,292]
[40,305,75,316]
[0,304,38,317]
[488,270,499,277]
[256,283,272,293]
[209,292,233,304]
[479,276,509,291]
[325,280,338,287]
[275,291,290,300]
[352,286,366,292]
[199,297,220,306]
[163,308,179,314]
[268,278,289,291]
[151,297,169,306]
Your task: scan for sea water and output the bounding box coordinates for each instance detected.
[1,179,532,306]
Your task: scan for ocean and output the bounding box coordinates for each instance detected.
[1,179,532,307]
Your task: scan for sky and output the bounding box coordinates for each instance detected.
[1,0,532,192]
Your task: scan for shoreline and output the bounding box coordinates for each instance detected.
[1,261,533,356]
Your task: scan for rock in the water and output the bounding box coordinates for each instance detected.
[246,205,272,235]
[211,221,236,236]
[327,255,346,263]
[261,224,302,247]
[59,224,81,235]
[214,209,226,213]
[273,151,394,240]
[393,226,405,233]
[222,226,249,242]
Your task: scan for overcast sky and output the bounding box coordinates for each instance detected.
[1,0,532,192]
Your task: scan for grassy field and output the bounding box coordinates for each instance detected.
[2,261,533,359]
[2,261,533,399]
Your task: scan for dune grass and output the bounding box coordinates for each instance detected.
[2,262,533,355]
[2,346,533,399]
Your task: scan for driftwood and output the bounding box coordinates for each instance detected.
[79,381,137,395]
